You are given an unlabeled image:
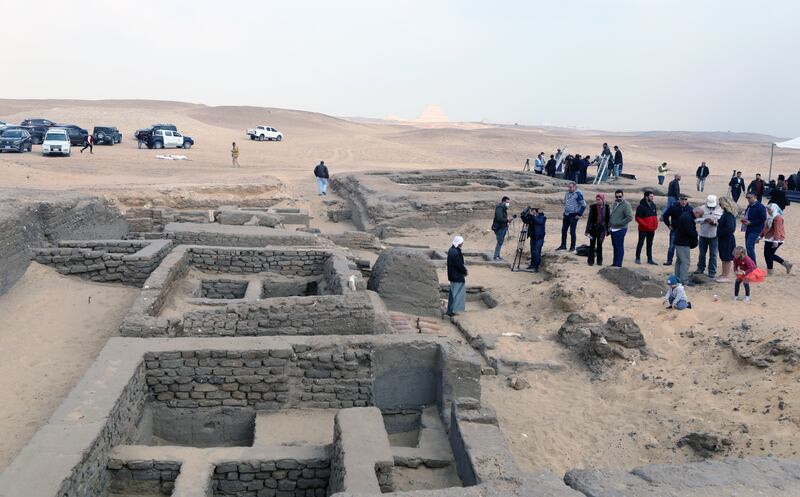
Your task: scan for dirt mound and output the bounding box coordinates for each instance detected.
[557,312,647,373]
[599,266,664,298]
[724,321,800,371]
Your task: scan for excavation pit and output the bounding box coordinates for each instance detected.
[199,278,249,300]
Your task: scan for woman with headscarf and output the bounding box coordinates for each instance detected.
[584,193,610,266]
[768,179,790,211]
[761,204,793,274]
[446,235,468,316]
[715,196,738,282]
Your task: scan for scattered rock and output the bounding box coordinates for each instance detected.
[557,312,647,373]
[598,266,664,298]
[677,431,733,457]
[507,375,531,390]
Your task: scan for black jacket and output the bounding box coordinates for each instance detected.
[545,159,557,174]
[667,179,681,198]
[314,163,329,179]
[674,211,698,248]
[522,210,547,240]
[447,245,467,283]
[717,211,736,238]
[585,203,610,237]
[729,176,745,194]
[613,150,623,165]
[492,203,509,231]
[748,179,765,195]
[662,202,693,229]
[696,165,709,178]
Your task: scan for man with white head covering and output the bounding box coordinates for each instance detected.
[446,235,468,317]
[694,194,723,278]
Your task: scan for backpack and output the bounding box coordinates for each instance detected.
[575,244,590,257]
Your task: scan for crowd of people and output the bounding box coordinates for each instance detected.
[445,156,795,316]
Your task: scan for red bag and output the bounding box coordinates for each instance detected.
[745,268,767,283]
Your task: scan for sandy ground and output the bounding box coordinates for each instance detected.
[0,264,138,471]
[1,99,799,476]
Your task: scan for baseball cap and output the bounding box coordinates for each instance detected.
[667,275,679,285]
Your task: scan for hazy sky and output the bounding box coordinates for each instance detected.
[5,0,799,136]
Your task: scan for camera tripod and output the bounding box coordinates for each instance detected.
[511,222,530,272]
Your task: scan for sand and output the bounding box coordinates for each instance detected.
[0,264,138,471]
[1,99,799,476]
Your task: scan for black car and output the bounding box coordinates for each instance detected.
[56,124,90,146]
[134,124,178,148]
[20,118,56,144]
[0,128,32,152]
[92,126,122,145]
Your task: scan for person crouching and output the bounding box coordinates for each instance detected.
[446,236,468,316]
[663,275,691,310]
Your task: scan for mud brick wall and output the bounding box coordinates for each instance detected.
[54,362,149,497]
[212,459,329,497]
[33,239,172,286]
[320,254,366,295]
[144,345,373,410]
[201,279,249,299]
[181,293,381,337]
[107,459,180,495]
[188,247,328,276]
[164,222,322,247]
[324,231,382,251]
[328,407,394,495]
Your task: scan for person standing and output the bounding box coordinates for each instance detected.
[446,236,468,316]
[768,179,790,211]
[662,193,692,266]
[556,182,586,252]
[608,190,633,267]
[667,174,681,210]
[613,145,623,177]
[522,208,547,272]
[657,162,668,185]
[492,196,511,261]
[733,246,765,303]
[741,192,767,263]
[80,134,93,154]
[715,196,738,282]
[674,207,703,284]
[747,174,766,202]
[230,142,240,167]
[585,193,610,266]
[534,153,545,174]
[729,171,745,203]
[761,204,793,274]
[545,154,557,177]
[695,162,710,192]
[634,191,658,265]
[694,195,723,278]
[314,160,330,195]
[579,155,590,184]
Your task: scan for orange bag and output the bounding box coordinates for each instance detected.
[745,268,767,283]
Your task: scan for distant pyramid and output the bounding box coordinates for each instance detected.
[416,105,448,123]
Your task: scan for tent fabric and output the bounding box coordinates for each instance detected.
[775,137,800,149]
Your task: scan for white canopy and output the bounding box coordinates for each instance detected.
[775,137,800,149]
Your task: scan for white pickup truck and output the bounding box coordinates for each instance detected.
[246,125,283,141]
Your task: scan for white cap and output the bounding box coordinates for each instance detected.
[452,236,464,247]
[706,195,718,208]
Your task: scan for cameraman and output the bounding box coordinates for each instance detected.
[521,206,547,272]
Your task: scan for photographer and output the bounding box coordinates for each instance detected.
[521,206,547,272]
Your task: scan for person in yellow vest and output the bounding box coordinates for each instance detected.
[231,142,240,167]
[657,162,668,185]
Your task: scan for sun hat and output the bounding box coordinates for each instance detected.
[706,195,718,208]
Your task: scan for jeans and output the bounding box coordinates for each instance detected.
[732,189,741,203]
[613,164,621,177]
[735,279,750,297]
[669,296,689,310]
[635,231,655,262]
[316,177,328,194]
[697,177,706,192]
[560,214,579,249]
[588,235,604,265]
[696,236,718,277]
[528,237,544,269]
[494,227,508,259]
[675,246,691,284]
[745,231,760,265]
[666,229,677,263]
[610,228,627,267]
[658,175,665,185]
[764,241,785,269]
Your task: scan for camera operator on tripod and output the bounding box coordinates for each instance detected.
[520,206,547,272]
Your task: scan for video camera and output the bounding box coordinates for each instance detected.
[519,206,538,224]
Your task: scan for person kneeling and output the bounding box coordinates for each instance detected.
[664,275,692,310]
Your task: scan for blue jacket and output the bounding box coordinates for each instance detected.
[744,201,766,235]
[525,212,547,240]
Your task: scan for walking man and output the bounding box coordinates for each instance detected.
[674,207,703,284]
[667,174,681,210]
[613,145,623,177]
[635,191,658,265]
[741,192,767,263]
[230,142,240,167]
[446,236,468,317]
[609,189,633,267]
[694,195,723,278]
[747,174,766,202]
[695,162,710,192]
[657,162,668,185]
[662,194,692,265]
[80,134,93,154]
[729,171,745,203]
[492,196,511,261]
[314,160,330,195]
[556,182,586,252]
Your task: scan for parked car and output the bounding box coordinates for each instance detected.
[134,124,179,148]
[41,128,71,156]
[92,126,122,145]
[0,120,9,128]
[0,128,33,152]
[149,129,193,149]
[56,124,89,146]
[247,125,283,141]
[21,118,56,144]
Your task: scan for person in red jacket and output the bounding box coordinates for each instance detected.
[635,191,659,264]
[732,246,766,303]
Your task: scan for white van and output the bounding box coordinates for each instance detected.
[42,128,71,156]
